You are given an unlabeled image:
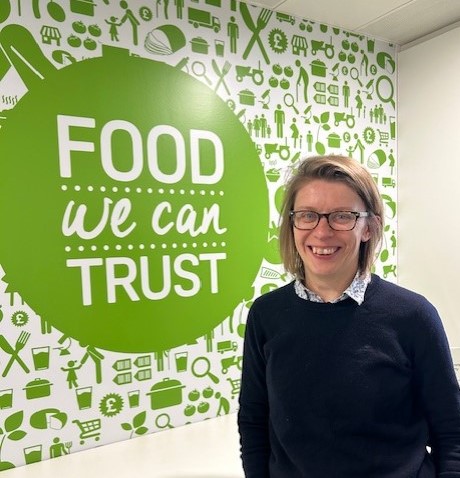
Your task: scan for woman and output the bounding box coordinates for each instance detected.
[238,155,460,477]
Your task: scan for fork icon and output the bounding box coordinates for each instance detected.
[0,331,30,377]
[240,4,273,64]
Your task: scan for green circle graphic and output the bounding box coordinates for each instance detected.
[0,49,268,352]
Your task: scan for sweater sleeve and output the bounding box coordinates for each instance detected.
[238,304,270,478]
[411,300,460,477]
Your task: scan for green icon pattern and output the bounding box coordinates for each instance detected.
[0,0,398,470]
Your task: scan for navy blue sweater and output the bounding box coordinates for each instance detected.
[238,275,460,477]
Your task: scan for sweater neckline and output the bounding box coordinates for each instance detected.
[290,274,380,311]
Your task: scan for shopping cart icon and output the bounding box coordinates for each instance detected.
[227,377,241,399]
[377,129,389,146]
[73,418,101,445]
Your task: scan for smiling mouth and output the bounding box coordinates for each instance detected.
[310,246,339,255]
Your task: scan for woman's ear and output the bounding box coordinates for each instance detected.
[362,214,381,243]
[361,225,371,243]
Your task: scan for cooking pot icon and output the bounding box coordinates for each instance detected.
[23,378,53,399]
[146,378,184,410]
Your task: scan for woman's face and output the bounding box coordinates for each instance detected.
[293,179,371,288]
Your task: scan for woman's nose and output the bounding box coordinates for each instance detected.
[313,216,334,236]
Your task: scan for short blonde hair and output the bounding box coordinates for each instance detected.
[279,155,384,281]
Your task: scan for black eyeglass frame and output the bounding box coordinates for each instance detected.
[289,210,370,231]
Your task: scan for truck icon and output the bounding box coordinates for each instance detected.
[217,340,238,353]
[276,12,295,25]
[188,7,221,33]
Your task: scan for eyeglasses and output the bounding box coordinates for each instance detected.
[290,210,370,231]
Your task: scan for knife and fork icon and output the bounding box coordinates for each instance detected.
[0,331,30,377]
[212,59,231,95]
[240,3,273,64]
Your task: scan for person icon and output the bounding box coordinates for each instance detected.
[290,117,300,148]
[260,113,268,138]
[274,104,285,138]
[347,134,365,164]
[342,80,350,108]
[360,49,369,76]
[253,115,261,138]
[49,437,69,458]
[61,360,82,389]
[378,104,385,123]
[390,229,396,255]
[306,130,314,152]
[388,149,395,175]
[227,16,239,54]
[120,0,140,46]
[246,118,253,136]
[174,0,184,19]
[80,344,105,384]
[105,16,121,41]
[295,59,309,103]
[355,90,363,118]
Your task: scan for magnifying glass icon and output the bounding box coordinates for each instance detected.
[350,67,363,87]
[155,413,174,429]
[376,75,395,108]
[192,357,220,384]
[191,61,212,86]
[284,93,299,115]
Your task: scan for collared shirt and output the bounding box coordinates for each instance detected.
[294,272,371,305]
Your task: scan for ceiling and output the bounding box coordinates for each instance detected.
[240,0,460,47]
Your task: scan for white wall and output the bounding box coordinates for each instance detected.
[398,26,460,346]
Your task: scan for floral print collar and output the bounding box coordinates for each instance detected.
[294,272,371,305]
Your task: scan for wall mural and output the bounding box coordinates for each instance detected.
[0,0,397,470]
